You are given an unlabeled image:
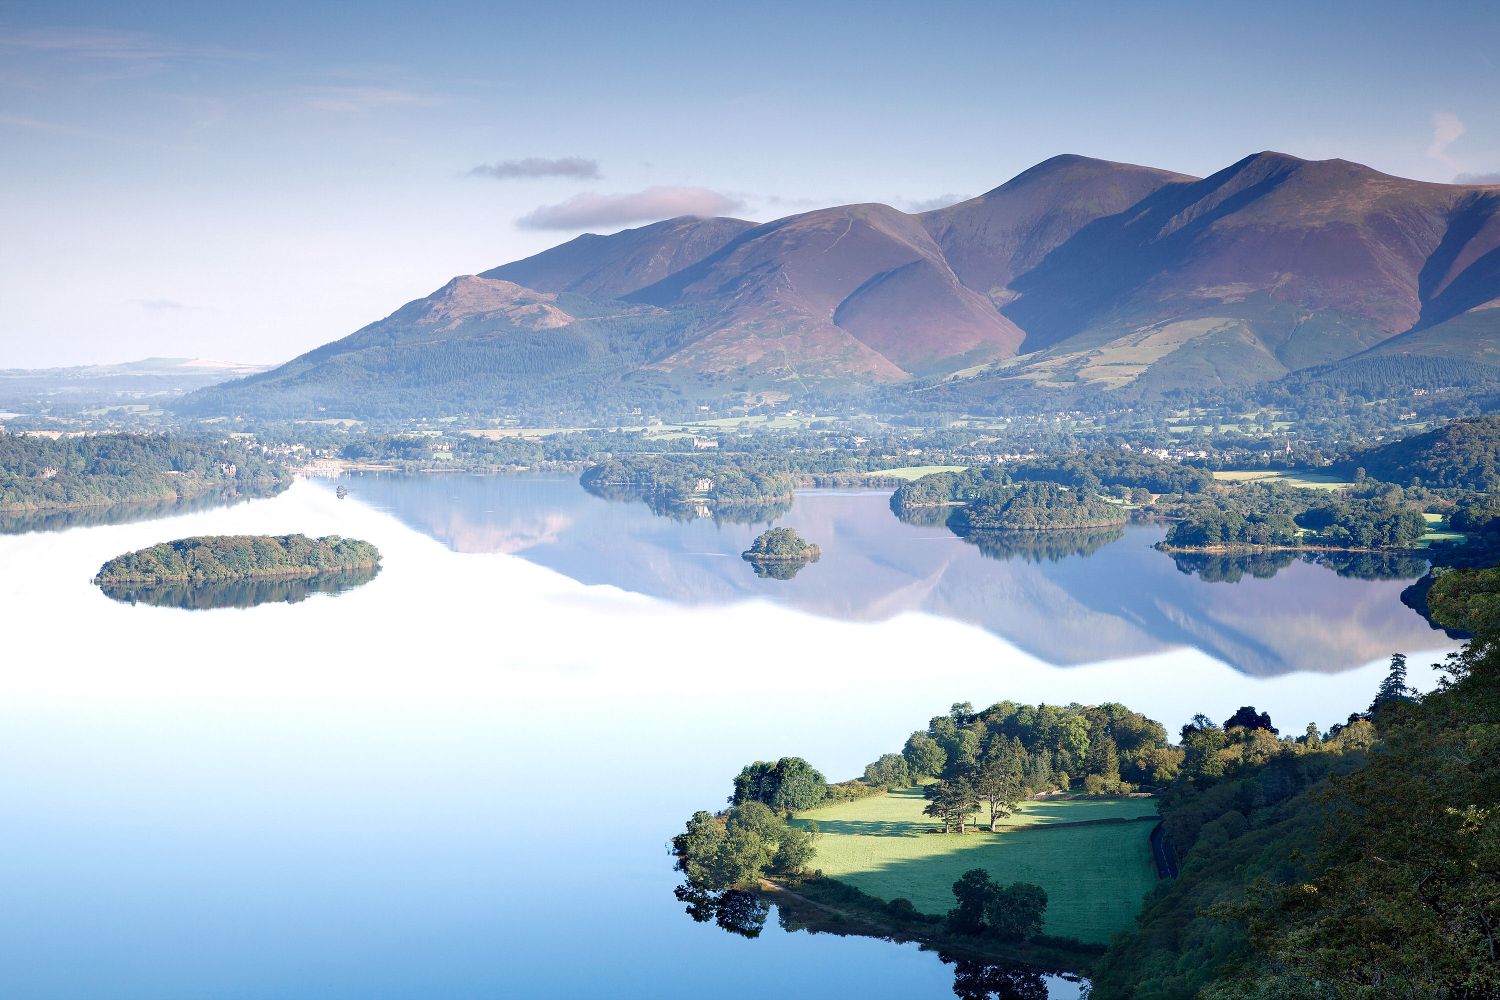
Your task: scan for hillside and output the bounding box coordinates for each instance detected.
[1336,415,1500,489]
[176,277,704,420]
[180,152,1500,419]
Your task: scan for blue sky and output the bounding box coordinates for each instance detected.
[3,0,1499,367]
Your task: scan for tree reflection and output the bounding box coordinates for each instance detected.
[746,557,814,580]
[964,527,1125,564]
[672,884,769,939]
[947,957,1052,1000]
[582,479,789,525]
[1172,549,1429,584]
[98,566,380,610]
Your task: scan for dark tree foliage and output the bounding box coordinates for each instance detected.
[947,868,1048,942]
[1221,707,1277,735]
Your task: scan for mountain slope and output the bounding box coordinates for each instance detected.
[481,216,755,299]
[921,153,1195,308]
[177,276,697,419]
[628,202,1026,379]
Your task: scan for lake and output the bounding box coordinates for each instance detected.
[0,475,1456,998]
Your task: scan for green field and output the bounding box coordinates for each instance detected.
[1419,511,1466,545]
[1211,469,1352,490]
[794,789,1159,943]
[871,465,969,481]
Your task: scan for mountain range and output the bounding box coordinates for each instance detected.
[181,152,1500,419]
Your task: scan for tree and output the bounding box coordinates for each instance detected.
[730,757,826,813]
[1368,652,1415,715]
[986,882,1048,941]
[903,731,947,779]
[972,739,1024,831]
[1222,706,1278,735]
[924,777,980,834]
[948,868,995,935]
[947,869,1049,942]
[863,752,913,788]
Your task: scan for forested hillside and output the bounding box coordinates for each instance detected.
[1337,414,1500,489]
[0,433,289,512]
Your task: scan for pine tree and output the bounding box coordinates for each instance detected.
[1369,653,1415,715]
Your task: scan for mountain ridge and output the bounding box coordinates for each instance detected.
[181,151,1500,418]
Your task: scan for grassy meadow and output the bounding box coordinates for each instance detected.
[794,788,1159,943]
[871,465,970,481]
[1210,469,1353,489]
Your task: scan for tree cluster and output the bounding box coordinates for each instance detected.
[94,534,381,585]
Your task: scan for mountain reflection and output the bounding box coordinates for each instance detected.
[0,489,271,536]
[98,566,380,610]
[341,474,1449,676]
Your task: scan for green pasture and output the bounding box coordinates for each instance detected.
[1211,469,1352,490]
[794,788,1159,943]
[871,465,970,481]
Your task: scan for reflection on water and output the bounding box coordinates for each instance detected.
[346,474,1447,676]
[0,489,274,536]
[0,478,1448,998]
[1171,549,1433,584]
[98,566,380,610]
[964,527,1125,563]
[582,478,791,525]
[746,556,815,580]
[674,884,771,938]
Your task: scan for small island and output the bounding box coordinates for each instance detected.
[94,534,382,609]
[742,527,821,579]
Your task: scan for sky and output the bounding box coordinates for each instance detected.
[2,0,1499,368]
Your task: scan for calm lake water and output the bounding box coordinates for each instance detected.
[0,475,1456,998]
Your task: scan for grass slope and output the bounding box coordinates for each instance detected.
[794,788,1158,944]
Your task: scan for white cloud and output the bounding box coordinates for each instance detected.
[1428,112,1466,164]
[517,186,745,230]
[1454,171,1500,185]
[468,157,600,180]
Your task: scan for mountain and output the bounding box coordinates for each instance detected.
[182,152,1500,419]
[981,153,1500,394]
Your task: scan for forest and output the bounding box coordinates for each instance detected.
[1161,483,1430,550]
[1335,413,1500,490]
[0,432,289,512]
